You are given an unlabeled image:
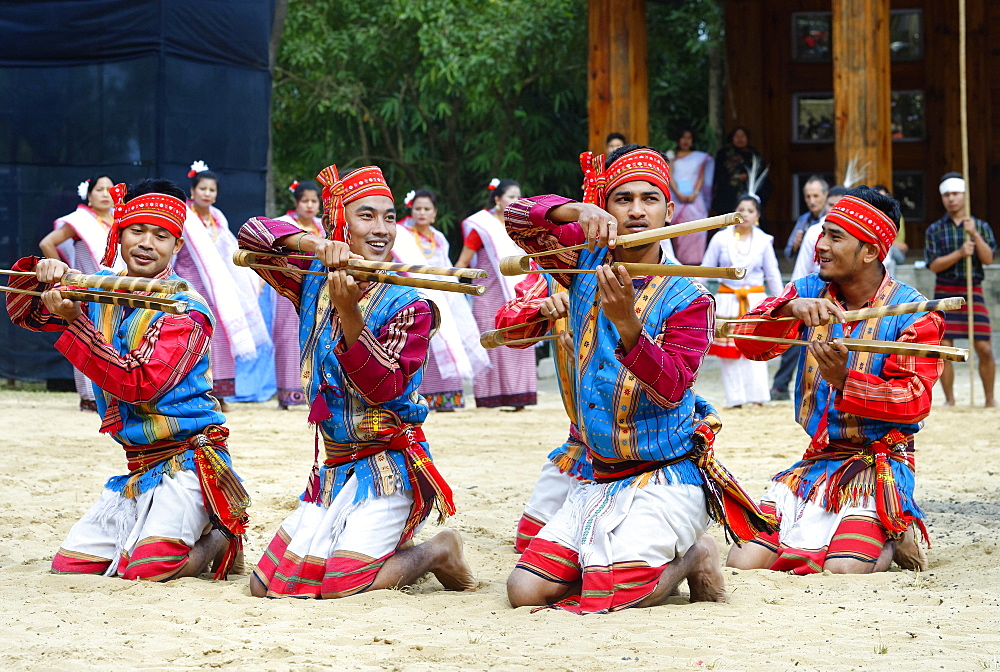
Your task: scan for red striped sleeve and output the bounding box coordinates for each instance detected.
[493,273,551,346]
[615,294,714,408]
[334,299,436,404]
[729,281,802,361]
[55,312,212,404]
[4,256,71,332]
[835,312,945,424]
[504,195,588,289]
[237,216,316,309]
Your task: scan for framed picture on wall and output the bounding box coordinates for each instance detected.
[891,90,925,141]
[890,10,923,61]
[892,171,925,222]
[793,94,834,143]
[792,13,832,62]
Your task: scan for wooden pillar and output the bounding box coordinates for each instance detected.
[588,0,648,153]
[832,0,892,187]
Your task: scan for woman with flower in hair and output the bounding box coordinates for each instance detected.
[173,161,270,407]
[702,161,782,407]
[39,175,123,411]
[456,178,537,410]
[393,189,488,410]
[268,180,324,408]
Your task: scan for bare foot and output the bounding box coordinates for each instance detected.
[985,399,998,408]
[943,398,956,407]
[893,525,927,571]
[429,529,476,591]
[686,536,727,603]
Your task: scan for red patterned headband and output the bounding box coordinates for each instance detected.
[824,195,896,261]
[579,149,671,208]
[101,183,186,267]
[315,164,393,243]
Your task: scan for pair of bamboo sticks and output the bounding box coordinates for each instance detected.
[1,270,190,314]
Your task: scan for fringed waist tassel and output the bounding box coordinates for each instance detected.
[780,429,925,542]
[124,425,250,579]
[323,425,456,542]
[590,421,777,544]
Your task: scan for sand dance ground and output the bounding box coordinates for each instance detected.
[2,383,999,671]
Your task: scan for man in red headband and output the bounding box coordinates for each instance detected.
[725,185,942,575]
[5,178,249,582]
[238,164,475,599]
[503,144,773,614]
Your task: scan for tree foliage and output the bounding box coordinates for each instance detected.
[271,0,725,234]
[272,0,588,232]
[646,0,725,153]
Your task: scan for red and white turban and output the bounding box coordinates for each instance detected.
[315,164,393,244]
[579,148,671,208]
[101,183,187,267]
[823,195,897,261]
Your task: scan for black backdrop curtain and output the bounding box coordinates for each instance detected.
[0,0,275,380]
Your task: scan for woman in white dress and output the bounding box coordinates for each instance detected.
[39,175,123,411]
[392,189,488,410]
[702,193,783,407]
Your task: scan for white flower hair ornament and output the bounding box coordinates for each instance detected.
[77,180,90,201]
[487,178,500,191]
[404,190,416,208]
[188,160,210,178]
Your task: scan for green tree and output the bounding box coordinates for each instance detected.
[272,0,588,234]
[646,0,725,153]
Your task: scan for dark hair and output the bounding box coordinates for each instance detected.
[85,175,113,197]
[940,171,963,183]
[487,179,520,208]
[804,175,830,193]
[872,184,891,196]
[124,178,187,203]
[191,170,219,190]
[675,126,695,146]
[828,185,848,198]
[411,188,437,206]
[844,185,901,228]
[605,132,626,144]
[725,126,750,145]
[736,193,761,210]
[605,143,669,170]
[293,179,320,203]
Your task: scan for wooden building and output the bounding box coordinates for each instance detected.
[588,0,1000,251]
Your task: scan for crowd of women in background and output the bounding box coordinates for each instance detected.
[40,125,825,414]
[41,169,540,414]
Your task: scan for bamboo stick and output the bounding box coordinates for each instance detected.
[232,257,486,297]
[499,212,743,273]
[509,262,746,280]
[0,285,189,314]
[3,269,188,294]
[721,332,968,362]
[233,250,487,279]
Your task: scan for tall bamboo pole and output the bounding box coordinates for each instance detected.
[959,0,974,406]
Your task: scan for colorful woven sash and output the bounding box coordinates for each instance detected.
[718,284,765,317]
[800,429,919,538]
[122,425,250,579]
[591,420,776,543]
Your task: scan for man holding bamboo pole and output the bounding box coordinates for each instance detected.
[725,186,942,575]
[5,179,249,581]
[239,163,475,599]
[924,173,996,407]
[503,145,773,613]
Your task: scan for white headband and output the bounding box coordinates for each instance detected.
[939,177,966,195]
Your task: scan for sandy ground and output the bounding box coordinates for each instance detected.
[2,362,1000,672]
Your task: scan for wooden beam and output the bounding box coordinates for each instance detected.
[588,0,648,153]
[832,0,892,188]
